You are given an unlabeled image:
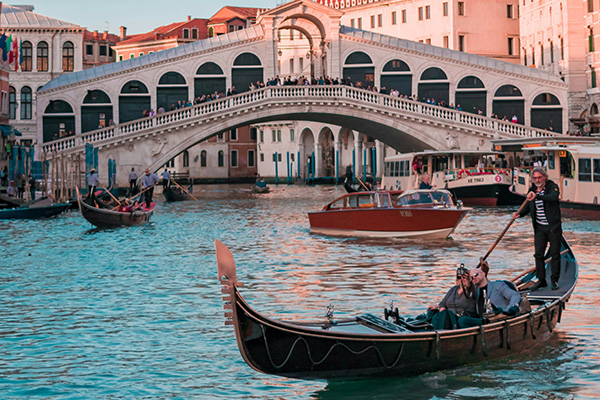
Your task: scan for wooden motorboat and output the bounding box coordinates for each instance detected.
[0,197,71,219]
[215,237,577,379]
[382,150,522,206]
[308,189,470,239]
[163,184,194,202]
[77,189,154,228]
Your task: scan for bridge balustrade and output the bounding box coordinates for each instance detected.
[40,85,559,155]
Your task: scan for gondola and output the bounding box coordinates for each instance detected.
[163,184,194,202]
[76,189,155,228]
[0,197,71,219]
[215,237,577,379]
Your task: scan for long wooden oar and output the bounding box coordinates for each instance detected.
[110,184,155,211]
[481,198,529,263]
[171,179,198,201]
[355,175,371,191]
[101,185,121,206]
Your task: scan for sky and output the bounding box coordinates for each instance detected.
[25,0,283,34]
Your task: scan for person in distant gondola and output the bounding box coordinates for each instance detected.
[128,167,138,195]
[427,265,478,329]
[142,169,159,208]
[345,164,353,183]
[28,175,36,201]
[512,167,562,291]
[86,168,100,199]
[161,168,170,190]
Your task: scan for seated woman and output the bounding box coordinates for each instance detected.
[427,265,479,330]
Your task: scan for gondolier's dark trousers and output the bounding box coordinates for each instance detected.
[144,187,154,206]
[129,180,137,193]
[534,225,562,284]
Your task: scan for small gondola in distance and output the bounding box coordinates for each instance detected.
[76,189,155,228]
[215,237,578,379]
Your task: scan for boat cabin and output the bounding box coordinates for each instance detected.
[324,189,456,210]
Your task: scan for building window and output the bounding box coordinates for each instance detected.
[99,45,107,56]
[272,129,276,142]
[588,0,594,13]
[139,52,144,57]
[119,55,123,61]
[458,2,465,15]
[20,87,32,120]
[299,57,303,72]
[200,150,207,167]
[62,41,74,72]
[392,11,397,24]
[532,46,535,66]
[192,28,198,39]
[37,42,48,72]
[594,159,600,182]
[9,86,15,120]
[508,37,514,56]
[290,128,295,141]
[217,133,224,142]
[21,41,32,71]
[260,153,264,162]
[250,127,257,141]
[589,30,594,52]
[130,54,134,59]
[523,49,527,66]
[358,18,362,29]
[228,25,235,33]
[560,38,564,60]
[218,150,224,167]
[351,19,355,28]
[540,43,544,65]
[507,4,514,18]
[289,58,294,74]
[443,2,449,16]
[592,67,597,88]
[277,130,282,142]
[402,9,407,23]
[425,5,431,19]
[550,41,554,63]
[426,38,431,45]
[378,14,382,27]
[260,130,264,142]
[248,149,255,167]
[458,35,465,51]
[370,15,375,28]
[230,128,237,141]
[579,158,592,181]
[183,28,190,39]
[418,7,424,20]
[290,30,294,40]
[231,150,238,167]
[85,44,94,56]
[443,36,449,48]
[183,150,189,167]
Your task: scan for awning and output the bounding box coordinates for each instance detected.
[0,125,21,136]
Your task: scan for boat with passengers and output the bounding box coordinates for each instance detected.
[215,236,577,379]
[493,137,600,219]
[308,188,470,239]
[381,150,522,206]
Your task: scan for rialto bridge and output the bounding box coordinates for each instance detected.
[37,0,566,186]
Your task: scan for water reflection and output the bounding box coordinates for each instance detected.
[0,184,599,399]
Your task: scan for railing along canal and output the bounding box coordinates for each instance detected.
[41,85,558,154]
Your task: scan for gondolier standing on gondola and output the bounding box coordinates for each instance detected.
[512,167,562,291]
[128,167,138,195]
[161,168,170,190]
[142,169,159,208]
[345,164,353,183]
[86,168,99,199]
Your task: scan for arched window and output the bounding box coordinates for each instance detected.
[183,150,189,168]
[218,150,224,167]
[21,41,32,71]
[62,41,74,72]
[37,42,48,71]
[201,150,207,167]
[9,86,16,119]
[20,86,32,120]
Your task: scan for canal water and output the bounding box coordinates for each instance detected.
[1,184,599,399]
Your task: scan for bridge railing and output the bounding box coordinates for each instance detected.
[40,85,558,154]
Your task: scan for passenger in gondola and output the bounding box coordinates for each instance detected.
[461,267,523,327]
[427,265,478,330]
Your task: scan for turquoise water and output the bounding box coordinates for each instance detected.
[1,185,599,399]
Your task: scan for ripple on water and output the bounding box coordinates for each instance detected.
[0,184,599,399]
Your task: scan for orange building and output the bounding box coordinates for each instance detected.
[207,6,263,37]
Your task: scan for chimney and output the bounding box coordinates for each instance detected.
[103,30,108,40]
[119,26,127,41]
[93,30,98,39]
[187,15,191,21]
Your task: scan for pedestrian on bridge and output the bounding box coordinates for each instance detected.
[142,169,159,208]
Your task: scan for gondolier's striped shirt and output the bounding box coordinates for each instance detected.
[535,188,549,226]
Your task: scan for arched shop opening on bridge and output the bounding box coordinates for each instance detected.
[81,90,113,133]
[43,100,75,142]
[119,80,150,123]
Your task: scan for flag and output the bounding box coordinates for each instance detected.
[18,38,22,68]
[0,33,6,62]
[13,39,19,71]
[6,34,13,64]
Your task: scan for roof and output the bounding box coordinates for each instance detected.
[385,150,502,161]
[40,24,265,92]
[209,6,263,24]
[340,26,565,85]
[83,30,121,43]
[0,4,81,29]
[117,19,209,46]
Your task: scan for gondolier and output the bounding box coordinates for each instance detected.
[513,167,562,291]
[161,168,170,190]
[128,167,138,194]
[142,169,159,208]
[86,168,99,199]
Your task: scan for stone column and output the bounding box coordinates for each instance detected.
[353,131,362,177]
[334,139,340,181]
[314,142,322,178]
[375,140,384,178]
